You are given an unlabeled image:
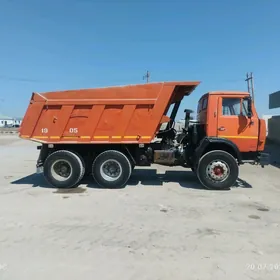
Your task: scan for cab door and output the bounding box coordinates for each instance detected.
[217,96,259,152]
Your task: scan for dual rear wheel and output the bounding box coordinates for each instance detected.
[44,150,132,189]
[92,150,132,188]
[44,150,85,188]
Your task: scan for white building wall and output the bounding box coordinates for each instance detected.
[14,119,22,126]
[262,115,272,136]
[0,119,14,127]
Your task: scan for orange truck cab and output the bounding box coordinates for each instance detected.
[193,91,267,161]
[19,81,269,190]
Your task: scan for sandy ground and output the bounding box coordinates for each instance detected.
[0,134,280,280]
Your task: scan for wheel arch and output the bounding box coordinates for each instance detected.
[91,145,137,166]
[38,144,137,166]
[195,137,242,164]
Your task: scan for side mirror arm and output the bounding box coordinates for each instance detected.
[244,96,253,118]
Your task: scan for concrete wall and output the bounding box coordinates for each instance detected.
[267,115,280,144]
[269,90,280,109]
[266,90,280,144]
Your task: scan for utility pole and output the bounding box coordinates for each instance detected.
[143,70,150,83]
[245,72,255,102]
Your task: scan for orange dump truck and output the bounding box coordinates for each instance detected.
[19,81,269,190]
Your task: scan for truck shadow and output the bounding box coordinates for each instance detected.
[126,169,251,190]
[90,169,205,190]
[11,169,252,190]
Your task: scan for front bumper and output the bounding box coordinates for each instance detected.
[258,152,270,167]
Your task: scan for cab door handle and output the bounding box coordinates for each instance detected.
[218,126,226,131]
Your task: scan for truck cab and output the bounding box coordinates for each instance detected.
[195,91,267,160]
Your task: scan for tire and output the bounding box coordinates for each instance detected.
[44,150,85,188]
[197,150,239,190]
[92,150,132,188]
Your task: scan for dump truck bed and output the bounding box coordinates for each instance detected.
[19,81,200,144]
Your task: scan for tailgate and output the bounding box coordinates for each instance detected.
[19,93,46,140]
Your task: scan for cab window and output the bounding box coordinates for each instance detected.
[202,97,208,110]
[197,96,208,113]
[222,98,248,116]
[197,100,202,113]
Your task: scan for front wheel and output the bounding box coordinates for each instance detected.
[92,150,132,188]
[197,150,239,190]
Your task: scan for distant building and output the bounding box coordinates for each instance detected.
[159,119,185,132]
[262,114,272,136]
[0,115,22,128]
[0,115,14,128]
[174,120,185,132]
[14,118,22,127]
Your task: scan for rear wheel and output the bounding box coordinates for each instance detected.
[92,150,132,188]
[44,150,85,188]
[197,150,238,190]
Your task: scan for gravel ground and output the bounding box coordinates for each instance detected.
[0,135,280,280]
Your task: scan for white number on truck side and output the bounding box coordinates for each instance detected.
[69,128,78,133]
[41,128,48,133]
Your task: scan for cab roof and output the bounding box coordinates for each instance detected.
[199,91,250,101]
[208,91,250,95]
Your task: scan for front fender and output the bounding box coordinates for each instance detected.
[194,137,242,164]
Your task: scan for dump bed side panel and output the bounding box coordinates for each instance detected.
[19,82,199,143]
[20,104,158,143]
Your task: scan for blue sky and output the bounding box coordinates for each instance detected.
[0,0,280,119]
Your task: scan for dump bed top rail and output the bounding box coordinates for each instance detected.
[39,81,199,99]
[19,81,200,144]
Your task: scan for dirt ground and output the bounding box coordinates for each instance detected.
[0,134,280,280]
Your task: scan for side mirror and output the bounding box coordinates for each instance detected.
[244,96,252,118]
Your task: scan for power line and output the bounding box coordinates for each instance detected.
[0,75,44,83]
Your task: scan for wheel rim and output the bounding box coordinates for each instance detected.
[100,159,122,182]
[50,159,72,182]
[206,160,230,182]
